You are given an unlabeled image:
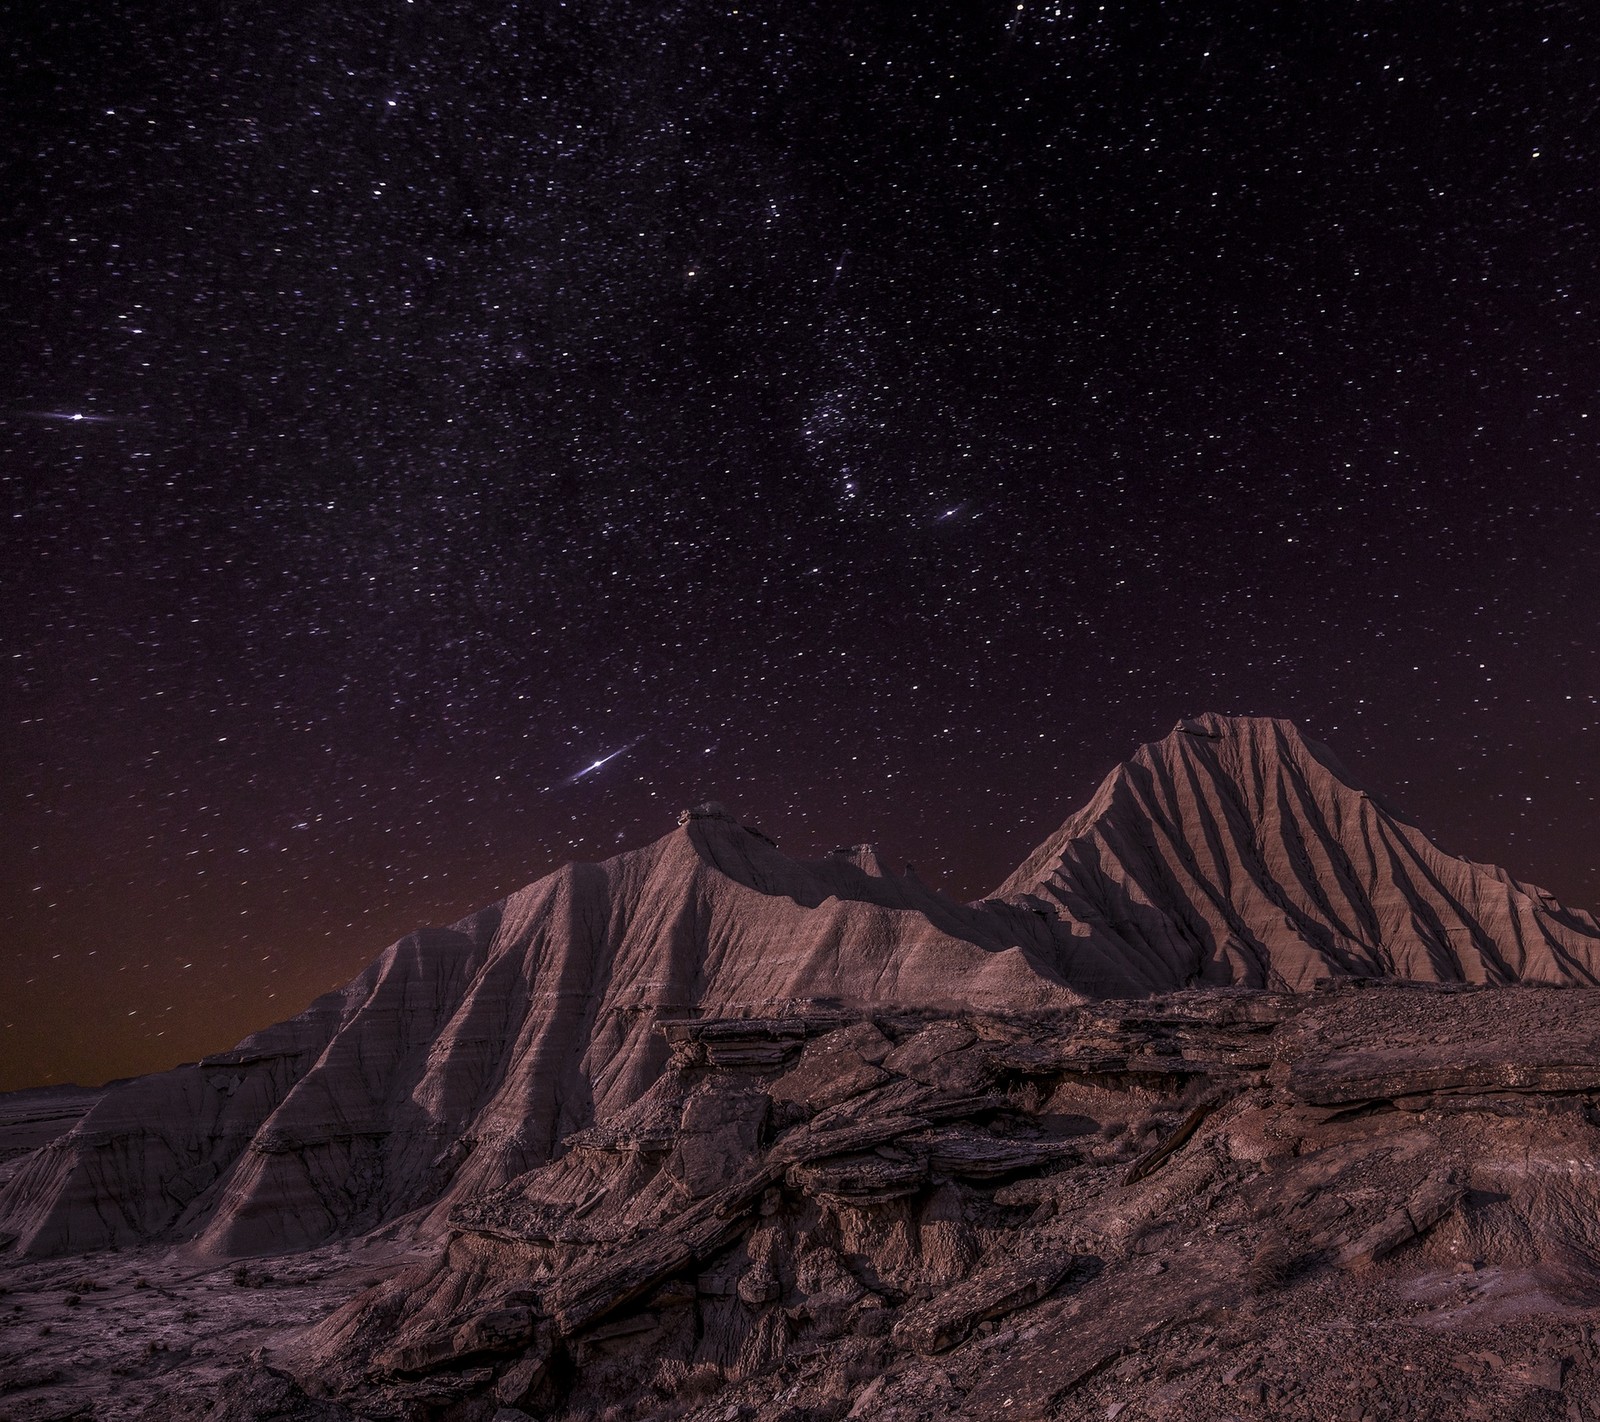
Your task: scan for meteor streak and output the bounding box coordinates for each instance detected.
[554,736,645,788]
[18,410,132,425]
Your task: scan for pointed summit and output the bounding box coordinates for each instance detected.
[995,713,1600,992]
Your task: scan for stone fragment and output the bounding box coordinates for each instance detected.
[575,1311,664,1362]
[203,1366,355,1421]
[1290,1038,1600,1106]
[1520,1356,1566,1391]
[890,1246,1082,1354]
[449,1304,537,1357]
[989,1042,1131,1076]
[846,1376,888,1417]
[770,1023,893,1112]
[1121,1093,1223,1184]
[378,1331,462,1378]
[1338,1172,1464,1269]
[543,1163,782,1335]
[787,1150,928,1203]
[667,1082,770,1199]
[918,1126,1081,1179]
[737,1263,781,1305]
[884,1024,994,1094]
[372,1368,495,1409]
[495,1354,548,1407]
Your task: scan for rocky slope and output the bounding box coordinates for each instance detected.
[0,807,1068,1260]
[283,982,1600,1422]
[2,714,1597,1273]
[12,983,1600,1421]
[997,713,1600,992]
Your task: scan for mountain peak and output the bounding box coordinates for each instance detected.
[1171,710,1301,738]
[1158,712,1340,769]
[1144,713,1372,798]
[677,800,778,848]
[994,713,1596,992]
[676,799,737,824]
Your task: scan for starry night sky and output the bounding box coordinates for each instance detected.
[3,2,1598,1090]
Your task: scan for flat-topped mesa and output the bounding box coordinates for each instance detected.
[994,712,1600,993]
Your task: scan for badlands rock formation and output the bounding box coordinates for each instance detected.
[11,984,1600,1421]
[292,984,1600,1422]
[996,712,1600,991]
[3,714,1600,1421]
[0,807,1066,1260]
[3,715,1598,1269]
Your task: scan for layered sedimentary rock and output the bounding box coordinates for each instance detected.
[0,1084,103,1190]
[0,807,1067,1259]
[293,984,1600,1422]
[996,712,1600,992]
[3,714,1599,1268]
[18,983,1600,1420]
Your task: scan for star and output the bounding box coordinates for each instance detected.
[2,0,1593,1094]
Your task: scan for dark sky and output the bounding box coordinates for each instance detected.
[3,1,1597,1091]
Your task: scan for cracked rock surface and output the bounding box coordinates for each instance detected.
[285,989,1600,1421]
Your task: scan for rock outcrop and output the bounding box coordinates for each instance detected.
[292,983,1600,1422]
[17,982,1600,1419]
[3,716,1599,1269]
[995,713,1600,991]
[5,715,1600,1422]
[0,806,1068,1259]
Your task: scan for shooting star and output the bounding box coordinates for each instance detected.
[552,736,646,789]
[17,410,138,426]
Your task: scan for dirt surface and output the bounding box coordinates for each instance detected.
[0,1235,426,1420]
